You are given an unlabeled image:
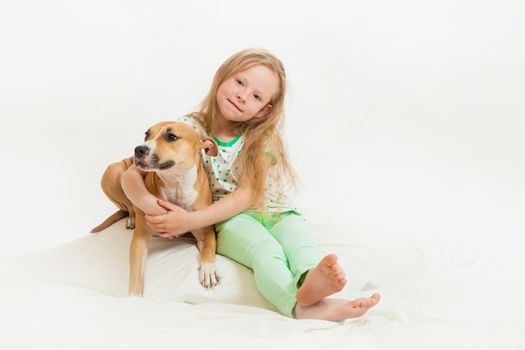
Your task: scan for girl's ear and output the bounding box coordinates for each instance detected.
[201,137,219,157]
[253,104,273,119]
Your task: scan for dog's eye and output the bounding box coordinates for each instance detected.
[166,133,178,142]
[144,130,150,140]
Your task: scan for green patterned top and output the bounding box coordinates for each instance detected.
[174,115,298,213]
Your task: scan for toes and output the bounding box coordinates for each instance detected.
[210,271,219,287]
[199,263,219,288]
[319,254,345,279]
[339,276,347,286]
[126,217,135,229]
[370,293,381,306]
[199,269,207,287]
[322,253,338,267]
[348,299,363,308]
[348,294,381,310]
[363,294,380,308]
[331,264,342,275]
[356,298,373,309]
[333,272,346,287]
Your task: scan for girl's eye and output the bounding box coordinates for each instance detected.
[166,134,178,141]
[254,95,262,102]
[235,79,243,86]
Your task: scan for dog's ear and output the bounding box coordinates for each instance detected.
[201,137,218,157]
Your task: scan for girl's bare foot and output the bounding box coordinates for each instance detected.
[294,293,381,321]
[296,254,347,306]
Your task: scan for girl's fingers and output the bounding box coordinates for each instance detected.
[146,215,167,224]
[147,225,164,233]
[158,199,177,211]
[151,216,161,223]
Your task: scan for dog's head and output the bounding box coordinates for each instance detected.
[134,121,218,173]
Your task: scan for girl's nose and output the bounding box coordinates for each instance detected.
[236,92,247,103]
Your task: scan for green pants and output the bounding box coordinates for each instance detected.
[216,211,324,317]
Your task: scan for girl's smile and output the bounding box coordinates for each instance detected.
[227,98,243,112]
[216,64,279,123]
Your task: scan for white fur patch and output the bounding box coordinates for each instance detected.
[144,139,157,150]
[199,262,219,288]
[158,165,198,211]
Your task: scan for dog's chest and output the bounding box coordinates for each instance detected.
[159,167,198,212]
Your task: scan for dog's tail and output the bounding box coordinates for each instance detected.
[90,210,129,233]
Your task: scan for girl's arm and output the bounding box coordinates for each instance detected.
[190,177,255,227]
[146,156,272,236]
[120,165,168,216]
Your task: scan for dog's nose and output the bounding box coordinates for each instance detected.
[134,145,149,158]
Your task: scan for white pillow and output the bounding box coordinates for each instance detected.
[11,220,276,311]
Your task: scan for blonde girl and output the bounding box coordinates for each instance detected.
[121,48,380,321]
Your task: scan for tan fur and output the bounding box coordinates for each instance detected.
[92,121,219,296]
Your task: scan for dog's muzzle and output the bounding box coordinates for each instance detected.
[134,145,175,171]
[135,145,149,158]
[134,145,151,169]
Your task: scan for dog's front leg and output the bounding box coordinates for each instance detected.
[129,210,150,296]
[192,227,219,288]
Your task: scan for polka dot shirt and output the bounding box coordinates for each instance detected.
[174,115,298,213]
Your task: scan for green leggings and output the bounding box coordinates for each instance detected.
[216,211,324,317]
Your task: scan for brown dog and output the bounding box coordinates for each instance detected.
[91,121,220,296]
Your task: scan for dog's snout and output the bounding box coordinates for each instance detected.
[134,145,149,158]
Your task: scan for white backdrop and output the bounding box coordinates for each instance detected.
[0,0,524,263]
[1,1,525,349]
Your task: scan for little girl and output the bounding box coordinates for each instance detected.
[121,48,380,321]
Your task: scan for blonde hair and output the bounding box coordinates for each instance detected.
[191,48,297,210]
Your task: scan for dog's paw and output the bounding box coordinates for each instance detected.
[199,262,220,288]
[126,217,135,230]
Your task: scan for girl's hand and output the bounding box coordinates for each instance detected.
[144,199,194,238]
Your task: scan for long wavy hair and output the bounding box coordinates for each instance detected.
[190,48,297,210]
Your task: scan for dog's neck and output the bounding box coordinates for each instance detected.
[157,165,198,212]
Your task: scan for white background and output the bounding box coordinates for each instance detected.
[0,0,524,258]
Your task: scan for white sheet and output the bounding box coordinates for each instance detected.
[1,219,523,350]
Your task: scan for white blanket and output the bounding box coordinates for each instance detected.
[1,219,523,350]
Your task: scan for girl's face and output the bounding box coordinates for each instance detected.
[216,65,279,124]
